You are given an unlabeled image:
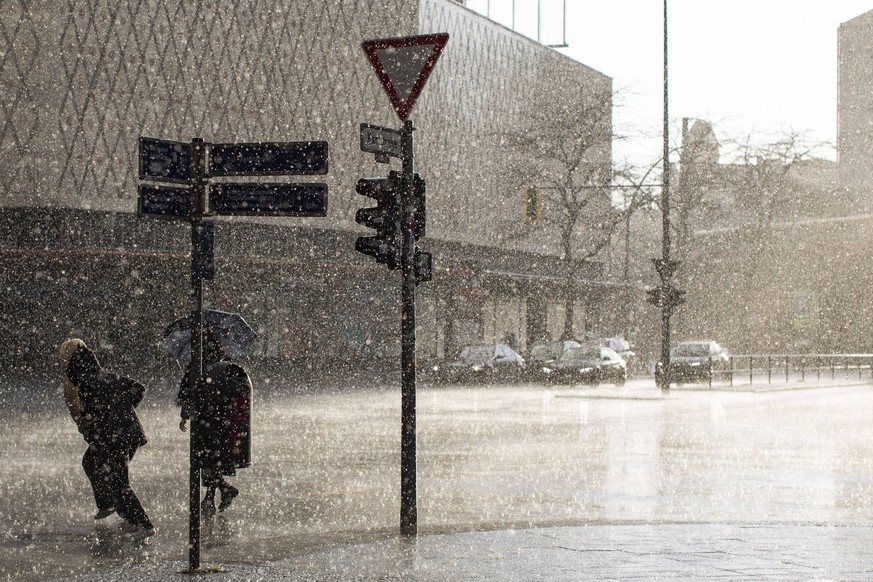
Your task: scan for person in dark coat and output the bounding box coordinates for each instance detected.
[177,330,252,516]
[61,339,155,539]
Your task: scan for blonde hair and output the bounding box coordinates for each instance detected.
[59,338,87,427]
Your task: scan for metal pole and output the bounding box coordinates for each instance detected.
[657,0,673,392]
[188,137,206,571]
[400,119,417,536]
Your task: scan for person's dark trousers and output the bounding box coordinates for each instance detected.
[107,447,152,528]
[82,445,116,514]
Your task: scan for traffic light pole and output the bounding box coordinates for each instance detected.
[399,119,418,535]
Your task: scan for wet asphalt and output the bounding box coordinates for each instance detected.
[2,375,872,581]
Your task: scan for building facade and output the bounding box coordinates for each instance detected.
[838,8,873,203]
[1,0,625,383]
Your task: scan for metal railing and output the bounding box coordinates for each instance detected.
[699,353,873,387]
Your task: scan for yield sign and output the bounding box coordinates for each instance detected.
[362,32,449,121]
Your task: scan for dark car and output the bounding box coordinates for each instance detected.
[669,340,730,384]
[590,337,637,375]
[430,343,526,384]
[543,346,627,387]
[524,339,582,380]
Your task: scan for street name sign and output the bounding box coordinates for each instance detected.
[137,184,191,220]
[210,141,328,176]
[362,33,449,121]
[210,182,328,217]
[139,137,191,183]
[360,123,403,159]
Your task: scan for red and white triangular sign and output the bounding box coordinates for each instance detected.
[362,33,449,121]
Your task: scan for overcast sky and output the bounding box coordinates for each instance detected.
[468,1,873,165]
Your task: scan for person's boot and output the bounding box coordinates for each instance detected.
[94,507,115,520]
[201,490,217,518]
[218,484,238,512]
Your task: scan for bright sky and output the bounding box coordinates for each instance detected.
[468,1,873,165]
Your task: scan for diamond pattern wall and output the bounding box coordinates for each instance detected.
[1,0,610,250]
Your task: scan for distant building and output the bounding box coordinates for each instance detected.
[673,115,873,355]
[838,8,873,202]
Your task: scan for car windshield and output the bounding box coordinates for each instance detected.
[671,343,709,357]
[529,343,559,359]
[559,347,600,362]
[457,346,494,362]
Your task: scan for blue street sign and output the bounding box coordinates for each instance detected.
[139,137,191,183]
[137,184,191,220]
[209,141,329,176]
[210,183,328,217]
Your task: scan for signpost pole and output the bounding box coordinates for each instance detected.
[359,31,447,538]
[138,134,328,567]
[188,137,206,571]
[399,119,417,536]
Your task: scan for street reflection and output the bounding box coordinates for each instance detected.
[3,379,873,580]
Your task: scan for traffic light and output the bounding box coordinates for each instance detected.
[646,285,685,308]
[355,170,402,269]
[414,249,432,284]
[412,173,426,240]
[524,185,541,224]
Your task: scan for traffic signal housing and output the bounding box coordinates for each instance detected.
[412,173,425,240]
[646,285,686,309]
[355,170,402,269]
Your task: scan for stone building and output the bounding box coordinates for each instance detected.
[0,0,630,383]
[838,7,873,203]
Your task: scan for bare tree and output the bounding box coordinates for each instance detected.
[673,124,834,348]
[496,90,649,339]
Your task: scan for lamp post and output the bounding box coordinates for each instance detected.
[651,0,684,392]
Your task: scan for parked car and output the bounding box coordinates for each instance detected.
[430,343,526,384]
[589,337,637,375]
[669,340,730,384]
[543,346,627,387]
[524,339,582,381]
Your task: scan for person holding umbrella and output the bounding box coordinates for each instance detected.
[175,328,252,516]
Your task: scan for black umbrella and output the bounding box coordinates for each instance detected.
[161,309,257,361]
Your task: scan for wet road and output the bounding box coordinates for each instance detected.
[1,377,873,580]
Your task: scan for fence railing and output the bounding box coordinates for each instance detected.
[696,353,873,387]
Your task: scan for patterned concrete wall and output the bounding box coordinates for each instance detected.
[418,0,611,253]
[1,0,609,251]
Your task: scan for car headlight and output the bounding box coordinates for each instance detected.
[471,364,483,372]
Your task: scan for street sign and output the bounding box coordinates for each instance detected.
[139,137,191,183]
[209,141,328,176]
[360,123,403,159]
[362,33,449,121]
[137,184,191,220]
[210,182,328,217]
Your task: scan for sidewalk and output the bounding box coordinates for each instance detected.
[59,522,873,581]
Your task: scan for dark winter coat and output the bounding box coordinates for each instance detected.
[66,346,147,451]
[177,359,252,474]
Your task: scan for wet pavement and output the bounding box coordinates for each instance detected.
[55,523,873,581]
[2,376,873,580]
